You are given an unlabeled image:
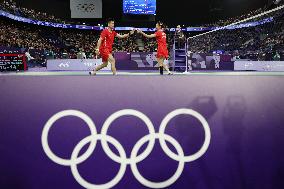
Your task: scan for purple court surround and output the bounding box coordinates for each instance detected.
[0,75,284,189]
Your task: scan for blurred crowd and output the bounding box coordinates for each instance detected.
[2,0,279,28]
[200,8,263,27]
[0,17,166,65]
[188,9,284,61]
[0,0,67,23]
[0,0,172,56]
[199,1,283,27]
[0,0,284,65]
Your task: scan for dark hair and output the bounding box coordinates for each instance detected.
[157,21,165,28]
[107,18,115,24]
[157,21,169,33]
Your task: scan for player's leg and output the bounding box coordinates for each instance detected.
[96,61,109,71]
[162,60,172,75]
[89,61,108,75]
[108,54,117,75]
[157,57,164,75]
[157,57,172,75]
[89,51,109,75]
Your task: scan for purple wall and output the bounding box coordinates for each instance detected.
[0,75,284,189]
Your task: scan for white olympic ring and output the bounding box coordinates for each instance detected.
[71,135,127,189]
[101,109,156,164]
[42,109,211,189]
[159,109,211,162]
[41,110,98,166]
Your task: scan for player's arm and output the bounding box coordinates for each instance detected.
[116,30,135,39]
[116,33,130,39]
[139,30,156,38]
[95,37,103,55]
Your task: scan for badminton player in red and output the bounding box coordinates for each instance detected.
[138,21,173,75]
[90,18,134,76]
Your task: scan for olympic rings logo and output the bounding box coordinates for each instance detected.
[41,109,211,189]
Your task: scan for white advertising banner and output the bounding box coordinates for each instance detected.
[47,59,111,71]
[234,61,284,71]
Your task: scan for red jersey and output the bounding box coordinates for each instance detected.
[99,28,117,52]
[155,29,167,49]
[155,29,169,59]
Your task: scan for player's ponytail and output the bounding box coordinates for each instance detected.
[157,21,169,31]
[157,21,165,29]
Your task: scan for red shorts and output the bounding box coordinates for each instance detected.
[156,47,169,59]
[99,49,112,62]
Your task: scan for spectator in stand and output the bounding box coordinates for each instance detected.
[175,25,186,49]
